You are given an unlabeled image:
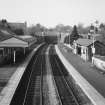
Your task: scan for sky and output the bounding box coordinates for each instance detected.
[0,0,105,27]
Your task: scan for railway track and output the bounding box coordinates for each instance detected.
[22,55,43,105]
[10,44,47,105]
[49,46,80,105]
[10,44,82,105]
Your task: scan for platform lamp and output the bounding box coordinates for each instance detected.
[90,24,95,57]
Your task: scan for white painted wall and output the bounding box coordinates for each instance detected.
[92,57,105,71]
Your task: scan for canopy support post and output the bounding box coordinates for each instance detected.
[13,50,16,63]
[24,48,25,55]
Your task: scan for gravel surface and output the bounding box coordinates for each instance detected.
[45,47,60,105]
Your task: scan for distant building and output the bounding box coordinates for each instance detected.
[0,20,27,35]
[8,22,27,35]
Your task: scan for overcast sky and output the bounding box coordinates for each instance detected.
[0,0,105,27]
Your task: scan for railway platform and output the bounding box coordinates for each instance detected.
[0,44,42,105]
[55,44,105,105]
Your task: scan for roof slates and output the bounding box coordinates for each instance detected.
[75,38,94,46]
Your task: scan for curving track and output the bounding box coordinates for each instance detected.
[10,44,82,105]
[10,44,48,105]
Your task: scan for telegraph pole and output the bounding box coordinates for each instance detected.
[90,21,99,57]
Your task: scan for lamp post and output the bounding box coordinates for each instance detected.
[92,21,99,56]
[95,20,99,34]
[92,37,95,56]
[90,24,95,57]
[67,30,70,45]
[69,33,70,45]
[90,21,99,63]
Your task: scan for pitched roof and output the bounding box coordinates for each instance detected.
[17,35,36,46]
[0,37,28,47]
[0,29,36,46]
[0,30,13,41]
[75,38,95,46]
[8,22,26,29]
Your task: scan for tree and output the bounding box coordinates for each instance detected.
[99,23,105,29]
[27,23,47,36]
[1,19,9,28]
[78,23,89,34]
[13,29,24,35]
[70,25,79,45]
[55,24,72,33]
[1,19,7,24]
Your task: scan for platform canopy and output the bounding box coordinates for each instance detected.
[0,28,36,48]
[0,36,29,48]
[18,35,36,47]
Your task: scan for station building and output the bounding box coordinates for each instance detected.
[8,22,27,35]
[73,38,105,61]
[0,28,36,63]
